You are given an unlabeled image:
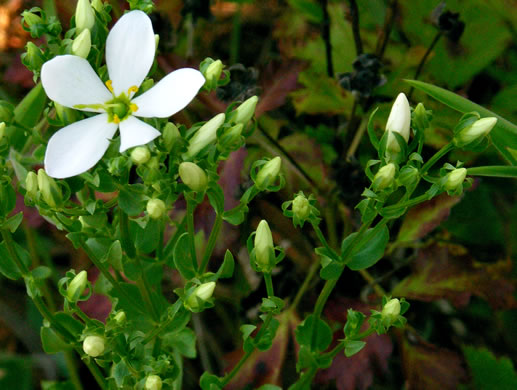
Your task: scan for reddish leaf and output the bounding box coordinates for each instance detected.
[392,243,517,309]
[400,331,468,390]
[223,311,293,389]
[396,194,462,243]
[317,298,393,390]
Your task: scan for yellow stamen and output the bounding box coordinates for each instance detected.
[113,114,120,124]
[105,80,114,93]
[130,103,138,112]
[128,85,138,95]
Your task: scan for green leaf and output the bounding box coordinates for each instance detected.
[258,386,282,390]
[295,315,332,352]
[41,381,75,390]
[0,355,31,390]
[343,225,389,270]
[118,184,145,216]
[199,372,222,390]
[463,346,517,390]
[223,203,248,225]
[2,212,24,233]
[106,240,123,271]
[406,79,517,164]
[112,360,129,388]
[163,328,197,359]
[343,340,366,357]
[216,250,235,279]
[13,83,47,128]
[31,266,51,280]
[319,261,344,280]
[84,237,112,263]
[466,166,517,178]
[135,218,159,254]
[0,240,31,280]
[40,326,71,354]
[287,0,323,23]
[173,233,196,280]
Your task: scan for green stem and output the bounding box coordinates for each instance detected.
[264,273,274,297]
[420,143,455,175]
[142,301,183,345]
[221,350,253,387]
[230,4,242,64]
[381,193,430,214]
[135,256,159,321]
[64,352,84,390]
[119,209,136,259]
[290,260,320,312]
[312,223,339,261]
[162,216,186,261]
[199,211,223,274]
[156,221,164,261]
[186,195,199,272]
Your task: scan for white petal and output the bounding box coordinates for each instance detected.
[131,68,205,118]
[44,114,118,179]
[106,11,155,96]
[119,116,160,152]
[41,55,112,112]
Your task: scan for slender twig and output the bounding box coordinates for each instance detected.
[349,0,363,56]
[186,195,199,272]
[376,0,399,61]
[320,0,334,77]
[199,212,223,274]
[408,31,443,99]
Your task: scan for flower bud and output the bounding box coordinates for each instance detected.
[25,171,38,199]
[398,165,419,188]
[162,122,180,151]
[130,146,151,165]
[66,270,88,302]
[154,34,160,50]
[186,282,216,310]
[412,102,431,131]
[232,96,259,125]
[22,10,43,27]
[185,113,225,158]
[146,199,166,219]
[372,163,396,191]
[37,169,62,207]
[386,93,411,153]
[23,42,45,71]
[455,117,497,146]
[255,157,281,190]
[0,122,5,140]
[83,335,105,357]
[254,220,274,271]
[444,168,467,191]
[54,102,79,125]
[204,59,223,85]
[179,162,208,192]
[114,311,126,324]
[293,193,310,220]
[219,123,243,149]
[145,375,163,390]
[91,0,104,13]
[381,298,401,321]
[75,0,95,33]
[72,28,91,58]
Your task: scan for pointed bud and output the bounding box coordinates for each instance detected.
[455,117,497,146]
[412,102,431,131]
[130,146,151,165]
[67,270,88,302]
[22,10,43,27]
[444,168,467,191]
[232,96,259,125]
[25,171,38,199]
[37,169,62,207]
[0,122,5,140]
[162,122,180,151]
[146,199,166,219]
[293,193,310,221]
[145,375,163,390]
[91,0,104,13]
[186,282,216,311]
[114,311,126,324]
[205,59,223,84]
[185,113,225,158]
[24,42,45,71]
[75,0,95,33]
[54,102,79,124]
[219,123,243,149]
[381,298,401,321]
[398,165,419,188]
[179,162,208,192]
[386,93,411,153]
[72,28,91,58]
[255,157,281,190]
[83,335,105,357]
[373,163,396,191]
[254,220,274,271]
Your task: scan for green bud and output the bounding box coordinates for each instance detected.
[205,59,223,84]
[114,311,126,324]
[37,169,62,208]
[398,165,419,188]
[91,0,104,12]
[130,146,151,165]
[455,117,497,147]
[83,335,105,357]
[444,168,467,191]
[154,34,160,51]
[145,375,163,390]
[24,42,45,71]
[185,113,225,158]
[232,96,259,125]
[0,101,14,123]
[186,282,216,311]
[54,102,79,124]
[179,162,208,192]
[75,0,95,33]
[66,270,88,302]
[381,298,401,321]
[72,28,91,58]
[162,122,180,151]
[254,220,274,271]
[292,193,310,220]
[25,171,38,199]
[412,102,431,131]
[0,122,5,140]
[219,123,243,149]
[146,198,166,219]
[372,163,396,191]
[386,93,411,153]
[22,10,43,27]
[255,157,281,190]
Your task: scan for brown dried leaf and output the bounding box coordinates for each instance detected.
[392,243,517,309]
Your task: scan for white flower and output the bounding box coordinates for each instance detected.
[41,11,205,178]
